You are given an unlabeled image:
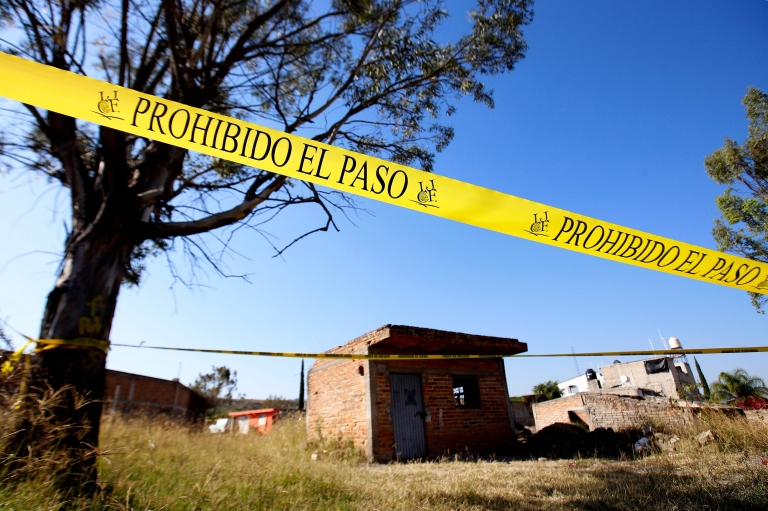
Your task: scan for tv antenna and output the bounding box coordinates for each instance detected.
[570,346,580,376]
[658,329,670,350]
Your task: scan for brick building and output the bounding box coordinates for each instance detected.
[1,358,211,421]
[307,325,527,461]
[104,369,210,421]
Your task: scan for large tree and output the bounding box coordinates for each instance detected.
[705,87,768,312]
[0,0,533,488]
[190,365,239,410]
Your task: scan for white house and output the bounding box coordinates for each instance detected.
[558,370,604,396]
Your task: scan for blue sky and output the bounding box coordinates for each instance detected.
[1,0,767,399]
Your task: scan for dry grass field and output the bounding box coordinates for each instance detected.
[2,409,768,510]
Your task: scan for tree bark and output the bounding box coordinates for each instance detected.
[26,221,134,490]
[7,121,139,488]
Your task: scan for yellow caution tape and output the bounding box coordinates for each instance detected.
[31,337,111,352]
[1,338,34,375]
[3,334,763,370]
[1,335,110,375]
[1,52,767,295]
[109,342,768,359]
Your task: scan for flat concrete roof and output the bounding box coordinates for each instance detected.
[325,325,527,356]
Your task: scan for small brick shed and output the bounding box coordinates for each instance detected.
[307,325,527,461]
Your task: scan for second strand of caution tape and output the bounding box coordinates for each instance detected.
[108,343,768,359]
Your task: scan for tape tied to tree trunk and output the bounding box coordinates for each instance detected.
[1,52,768,295]
[1,335,110,375]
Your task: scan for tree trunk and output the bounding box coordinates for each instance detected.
[8,213,135,491]
[2,121,181,491]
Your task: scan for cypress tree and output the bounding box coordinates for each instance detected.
[298,360,305,411]
[694,357,711,400]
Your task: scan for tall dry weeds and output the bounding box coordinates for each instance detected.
[652,407,768,454]
[0,371,99,495]
[1,400,767,510]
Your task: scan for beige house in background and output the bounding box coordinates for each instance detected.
[533,354,702,432]
[600,356,698,399]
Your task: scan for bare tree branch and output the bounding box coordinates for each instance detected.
[143,174,287,238]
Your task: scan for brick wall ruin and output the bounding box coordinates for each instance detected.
[581,393,684,430]
[532,393,585,430]
[533,391,685,431]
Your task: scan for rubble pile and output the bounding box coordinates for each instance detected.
[516,423,645,459]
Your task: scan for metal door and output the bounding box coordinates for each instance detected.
[390,373,426,459]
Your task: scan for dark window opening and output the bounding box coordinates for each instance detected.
[453,376,481,407]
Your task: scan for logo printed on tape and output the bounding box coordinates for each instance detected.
[93,91,123,121]
[412,179,438,208]
[524,211,549,237]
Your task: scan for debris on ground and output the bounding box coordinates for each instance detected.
[516,423,645,459]
[696,430,715,447]
[654,433,680,452]
[634,437,651,453]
